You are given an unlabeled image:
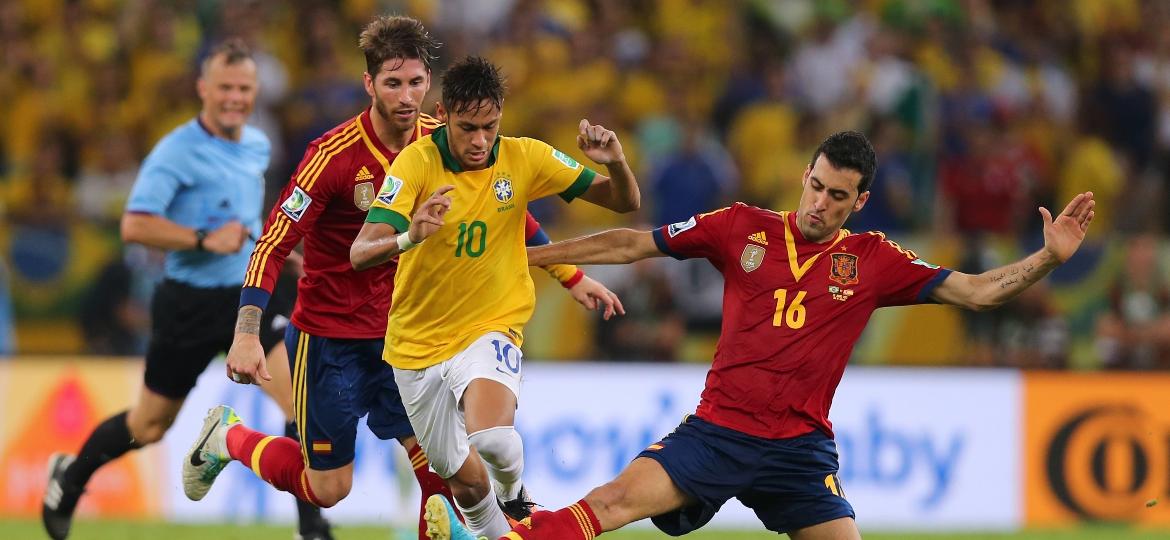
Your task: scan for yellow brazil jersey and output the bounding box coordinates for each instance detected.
[366,126,596,369]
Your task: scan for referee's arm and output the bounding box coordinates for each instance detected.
[121,212,247,254]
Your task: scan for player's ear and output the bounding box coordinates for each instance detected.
[435,102,447,123]
[853,191,870,212]
[362,72,375,98]
[801,164,812,185]
[196,76,207,101]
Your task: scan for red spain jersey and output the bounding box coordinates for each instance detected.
[240,109,443,338]
[653,203,951,439]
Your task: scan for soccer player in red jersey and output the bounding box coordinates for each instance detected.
[177,16,621,540]
[430,131,1096,540]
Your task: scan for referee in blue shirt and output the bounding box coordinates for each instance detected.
[41,39,326,540]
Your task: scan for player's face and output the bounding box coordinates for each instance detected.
[796,154,869,242]
[365,57,430,133]
[439,100,502,171]
[196,56,258,140]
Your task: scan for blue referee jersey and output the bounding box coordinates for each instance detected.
[126,118,270,287]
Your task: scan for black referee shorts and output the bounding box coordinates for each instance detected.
[144,278,293,399]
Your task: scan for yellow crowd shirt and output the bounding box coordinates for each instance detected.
[366,126,596,369]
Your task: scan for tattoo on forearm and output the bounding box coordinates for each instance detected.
[991,259,1042,290]
[236,306,262,335]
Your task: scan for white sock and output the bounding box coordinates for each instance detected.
[455,487,511,539]
[468,426,524,501]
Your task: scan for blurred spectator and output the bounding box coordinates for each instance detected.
[0,257,12,357]
[1095,233,1170,370]
[649,121,737,226]
[847,117,914,233]
[79,255,149,356]
[594,258,684,362]
[1090,41,1157,174]
[997,282,1069,369]
[76,132,139,227]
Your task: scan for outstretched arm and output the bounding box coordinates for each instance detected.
[351,185,454,270]
[931,192,1096,310]
[574,119,640,213]
[528,229,663,267]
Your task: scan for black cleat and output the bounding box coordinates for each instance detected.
[499,486,538,524]
[295,507,335,540]
[42,453,84,540]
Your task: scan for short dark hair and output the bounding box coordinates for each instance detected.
[809,131,877,193]
[441,56,506,115]
[359,15,440,76]
[201,37,253,76]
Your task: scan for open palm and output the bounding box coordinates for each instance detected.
[1041,191,1096,263]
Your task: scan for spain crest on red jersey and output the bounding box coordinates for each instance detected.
[829,253,859,285]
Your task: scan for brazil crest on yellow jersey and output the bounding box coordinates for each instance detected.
[366,126,595,369]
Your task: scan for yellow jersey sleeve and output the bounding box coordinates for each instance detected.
[366,144,427,232]
[524,138,597,202]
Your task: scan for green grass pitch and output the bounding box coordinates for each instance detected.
[2,519,1168,539]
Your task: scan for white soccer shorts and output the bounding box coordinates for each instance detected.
[392,331,523,478]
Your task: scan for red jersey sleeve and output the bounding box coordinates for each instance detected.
[652,205,737,264]
[240,139,342,309]
[868,232,952,307]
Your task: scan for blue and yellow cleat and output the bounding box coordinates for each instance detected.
[424,494,488,540]
[182,405,242,501]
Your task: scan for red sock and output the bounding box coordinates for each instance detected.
[226,424,326,507]
[407,443,461,539]
[505,500,601,540]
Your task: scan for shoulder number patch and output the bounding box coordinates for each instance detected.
[667,217,697,237]
[281,186,312,222]
[551,148,580,169]
[376,175,404,206]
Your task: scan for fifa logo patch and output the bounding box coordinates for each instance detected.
[280,186,312,222]
[376,175,404,206]
[829,253,859,286]
[740,244,765,273]
[551,148,580,169]
[354,182,374,211]
[667,216,696,237]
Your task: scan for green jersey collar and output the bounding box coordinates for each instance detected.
[433,125,501,172]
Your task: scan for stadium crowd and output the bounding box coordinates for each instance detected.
[1,0,1169,368]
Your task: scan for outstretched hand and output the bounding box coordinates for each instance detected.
[1040,191,1095,263]
[568,275,625,320]
[576,119,625,165]
[408,185,454,244]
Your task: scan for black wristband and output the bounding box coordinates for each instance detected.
[195,229,208,251]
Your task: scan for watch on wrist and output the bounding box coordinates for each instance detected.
[195,229,208,251]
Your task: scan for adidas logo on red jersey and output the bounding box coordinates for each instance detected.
[748,231,768,245]
[354,166,375,182]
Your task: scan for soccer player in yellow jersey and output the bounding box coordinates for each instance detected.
[350,56,640,539]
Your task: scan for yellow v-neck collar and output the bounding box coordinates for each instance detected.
[780,211,847,282]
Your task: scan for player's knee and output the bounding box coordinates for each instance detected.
[468,426,522,468]
[309,473,352,508]
[127,416,173,445]
[586,480,637,527]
